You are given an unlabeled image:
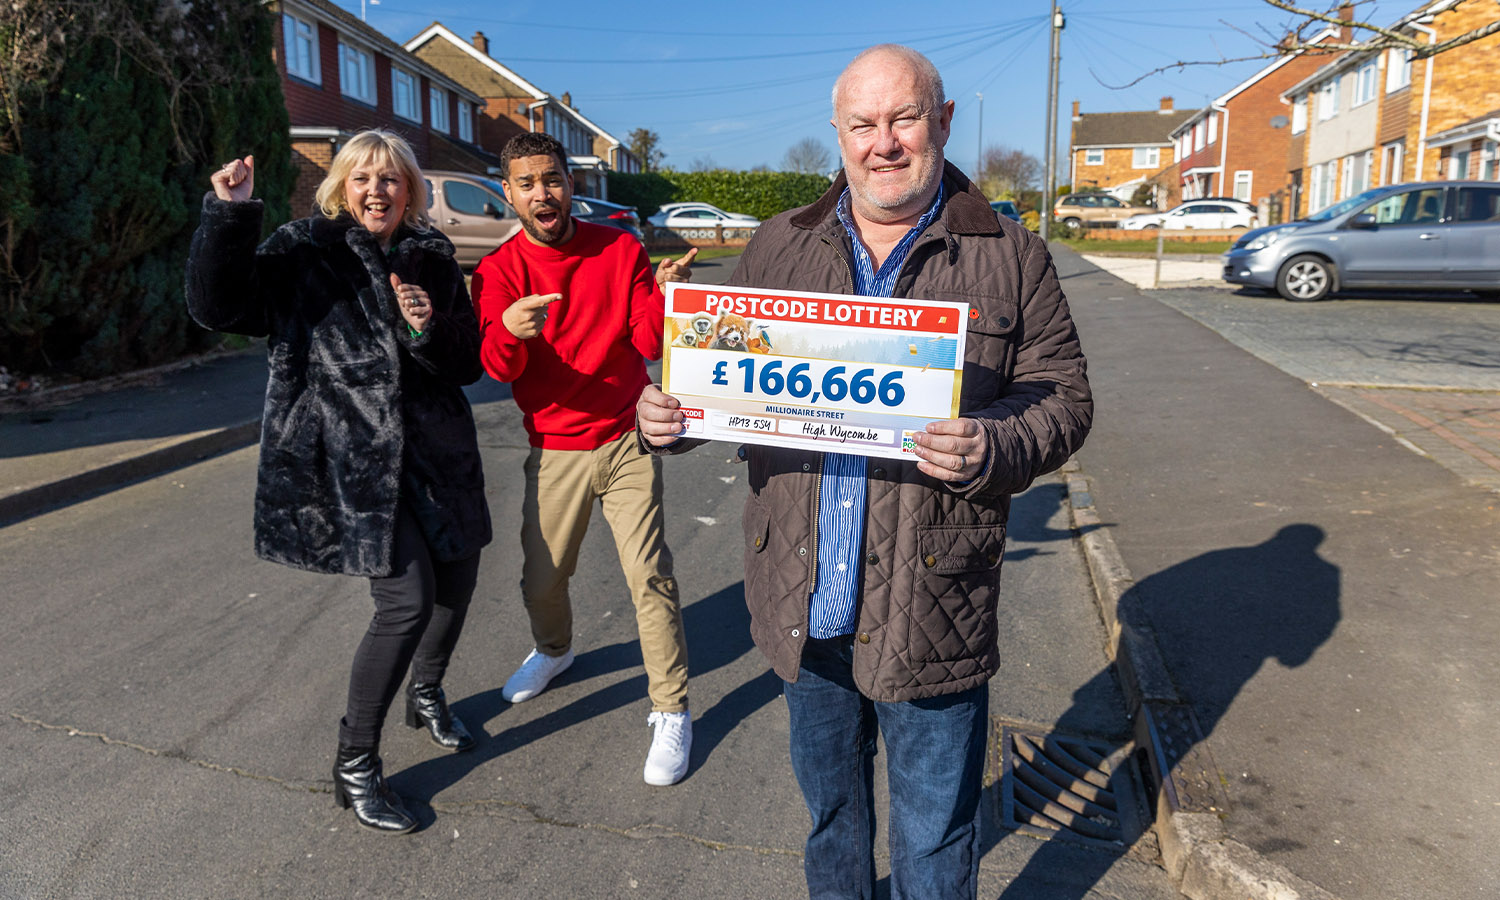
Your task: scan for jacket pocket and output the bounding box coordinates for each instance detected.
[909,523,1006,661]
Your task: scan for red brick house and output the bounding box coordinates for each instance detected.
[404,23,641,198]
[271,0,491,215]
[1167,28,1336,220]
[1068,98,1195,201]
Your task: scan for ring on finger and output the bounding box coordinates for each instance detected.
[959,454,967,469]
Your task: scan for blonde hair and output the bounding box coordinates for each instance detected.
[315,129,430,230]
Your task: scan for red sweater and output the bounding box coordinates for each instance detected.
[473,221,663,450]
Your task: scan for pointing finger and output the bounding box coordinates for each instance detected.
[676,247,698,267]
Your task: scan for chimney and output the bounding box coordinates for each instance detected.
[472,31,489,56]
[1072,100,1080,120]
[1160,96,1174,113]
[1338,2,1353,43]
[562,91,572,109]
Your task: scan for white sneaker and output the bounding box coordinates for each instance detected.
[643,711,692,786]
[501,648,574,703]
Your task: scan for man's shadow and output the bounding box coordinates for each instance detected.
[984,523,1340,898]
[391,580,781,809]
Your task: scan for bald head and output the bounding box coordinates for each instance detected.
[831,44,945,120]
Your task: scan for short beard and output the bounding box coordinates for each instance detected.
[846,145,943,222]
[520,207,572,245]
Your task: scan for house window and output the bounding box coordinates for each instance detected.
[1386,48,1412,92]
[392,67,419,122]
[1207,115,1217,146]
[1352,60,1378,106]
[1194,122,1205,151]
[1084,148,1103,165]
[1483,140,1498,181]
[457,101,474,143]
[1381,141,1405,185]
[1291,96,1307,134]
[1340,152,1371,198]
[1450,148,1472,180]
[1132,147,1159,169]
[338,40,374,105]
[1233,170,1252,202]
[282,13,319,84]
[1317,76,1339,120]
[429,85,449,133]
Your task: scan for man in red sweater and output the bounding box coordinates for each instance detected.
[472,132,697,786]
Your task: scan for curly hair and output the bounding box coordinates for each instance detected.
[499,132,570,181]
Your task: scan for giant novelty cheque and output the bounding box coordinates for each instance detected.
[661,283,969,461]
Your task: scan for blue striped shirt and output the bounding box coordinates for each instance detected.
[807,184,946,638]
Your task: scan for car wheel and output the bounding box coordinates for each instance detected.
[1277,255,1334,302]
[1063,217,1082,231]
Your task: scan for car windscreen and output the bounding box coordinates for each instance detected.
[1305,187,1388,222]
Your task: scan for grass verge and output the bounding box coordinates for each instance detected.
[648,246,744,265]
[1058,237,1233,255]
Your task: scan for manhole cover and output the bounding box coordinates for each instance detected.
[991,720,1150,849]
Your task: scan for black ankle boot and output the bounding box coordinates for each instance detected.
[405,682,475,752]
[333,746,417,834]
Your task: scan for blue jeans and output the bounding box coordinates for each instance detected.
[783,636,988,900]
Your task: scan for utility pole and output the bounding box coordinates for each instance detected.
[1041,2,1064,243]
[976,92,984,188]
[360,0,380,21]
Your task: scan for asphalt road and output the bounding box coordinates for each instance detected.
[0,250,1182,899]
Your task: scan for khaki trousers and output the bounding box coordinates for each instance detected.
[520,431,688,712]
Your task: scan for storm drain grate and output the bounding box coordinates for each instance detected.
[991,721,1150,849]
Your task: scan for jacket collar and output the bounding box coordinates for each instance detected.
[790,160,999,237]
[308,212,454,259]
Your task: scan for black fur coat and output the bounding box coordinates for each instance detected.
[185,195,491,577]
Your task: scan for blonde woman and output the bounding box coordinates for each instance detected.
[186,130,491,834]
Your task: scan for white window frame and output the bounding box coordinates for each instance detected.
[337,39,374,105]
[1291,96,1307,134]
[1483,140,1498,182]
[282,12,320,84]
[1207,114,1218,146]
[1381,141,1404,185]
[1450,148,1472,180]
[457,101,474,143]
[1194,122,1205,151]
[1317,76,1339,120]
[1352,60,1377,107]
[1084,148,1103,166]
[1132,147,1159,169]
[1233,170,1253,202]
[392,67,420,123]
[1386,47,1412,93]
[429,85,449,133]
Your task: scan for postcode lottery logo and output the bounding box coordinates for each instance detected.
[900,431,917,453]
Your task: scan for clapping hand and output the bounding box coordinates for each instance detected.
[211,156,255,202]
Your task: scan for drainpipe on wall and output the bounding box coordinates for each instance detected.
[1409,18,1437,179]
[1213,102,1229,196]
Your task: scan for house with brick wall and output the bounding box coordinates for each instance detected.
[1166,28,1336,221]
[404,23,640,198]
[1283,0,1500,218]
[271,0,490,217]
[1068,97,1195,201]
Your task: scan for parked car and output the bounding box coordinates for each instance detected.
[423,170,521,269]
[572,195,644,239]
[1053,193,1155,230]
[990,200,1021,223]
[1221,180,1500,302]
[648,202,760,229]
[1122,199,1258,230]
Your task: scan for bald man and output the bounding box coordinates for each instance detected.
[638,45,1092,898]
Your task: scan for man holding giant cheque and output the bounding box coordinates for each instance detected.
[637,44,1092,899]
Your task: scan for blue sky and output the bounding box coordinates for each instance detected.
[331,0,1392,175]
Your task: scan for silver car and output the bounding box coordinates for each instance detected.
[1222,180,1500,301]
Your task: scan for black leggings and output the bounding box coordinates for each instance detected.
[338,506,481,749]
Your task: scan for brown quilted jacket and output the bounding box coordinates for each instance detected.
[656,163,1091,702]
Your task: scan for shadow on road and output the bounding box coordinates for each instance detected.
[392,580,776,808]
[980,523,1340,898]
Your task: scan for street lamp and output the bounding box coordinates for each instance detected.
[360,0,380,21]
[976,92,984,185]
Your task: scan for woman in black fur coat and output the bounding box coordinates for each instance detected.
[186,130,492,834]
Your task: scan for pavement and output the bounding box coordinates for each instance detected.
[5,246,1499,898]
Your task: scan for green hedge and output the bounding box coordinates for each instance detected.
[607,169,833,221]
[0,3,291,378]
